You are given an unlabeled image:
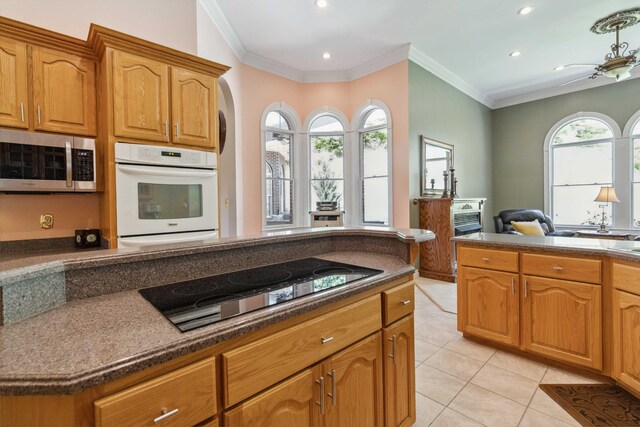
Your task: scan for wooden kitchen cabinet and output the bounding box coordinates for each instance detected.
[458,266,519,347]
[0,36,29,129]
[112,50,170,143]
[171,67,216,149]
[383,315,416,427]
[31,46,96,136]
[223,366,322,427]
[612,289,640,395]
[323,333,384,427]
[522,275,602,369]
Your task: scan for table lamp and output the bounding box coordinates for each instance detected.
[594,187,620,233]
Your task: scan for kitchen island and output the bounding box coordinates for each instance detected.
[0,227,433,427]
[454,232,640,399]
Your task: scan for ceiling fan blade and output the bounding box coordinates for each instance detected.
[562,63,599,68]
[559,74,594,86]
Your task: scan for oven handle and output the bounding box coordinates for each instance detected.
[119,231,218,247]
[117,164,216,178]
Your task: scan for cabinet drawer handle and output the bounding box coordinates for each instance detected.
[401,299,411,305]
[154,407,178,423]
[164,121,169,140]
[315,377,325,415]
[175,122,180,137]
[388,335,397,365]
[321,336,334,344]
[37,105,41,124]
[552,266,564,271]
[511,277,515,295]
[481,257,491,261]
[524,279,529,298]
[20,102,24,122]
[327,369,337,405]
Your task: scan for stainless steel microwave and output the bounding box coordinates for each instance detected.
[0,128,96,192]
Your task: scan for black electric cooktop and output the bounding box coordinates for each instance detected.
[139,258,382,332]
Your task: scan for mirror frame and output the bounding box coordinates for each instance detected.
[420,136,454,196]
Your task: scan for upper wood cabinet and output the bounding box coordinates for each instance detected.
[383,315,416,427]
[112,51,169,143]
[0,37,28,129]
[458,266,520,347]
[112,51,217,150]
[522,275,602,370]
[171,68,216,148]
[32,46,96,136]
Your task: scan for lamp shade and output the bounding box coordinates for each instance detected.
[594,186,620,203]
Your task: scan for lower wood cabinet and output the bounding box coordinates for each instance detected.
[383,315,416,427]
[224,333,384,427]
[522,275,602,370]
[458,266,519,347]
[612,289,640,395]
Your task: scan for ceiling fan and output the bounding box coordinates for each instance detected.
[560,8,640,86]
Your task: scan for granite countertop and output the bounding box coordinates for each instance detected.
[0,251,413,395]
[0,227,434,274]
[453,232,640,263]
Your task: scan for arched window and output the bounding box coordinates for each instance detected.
[547,116,615,226]
[630,116,640,227]
[358,107,390,225]
[263,110,294,227]
[309,115,345,211]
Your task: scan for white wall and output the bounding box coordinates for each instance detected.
[0,0,198,54]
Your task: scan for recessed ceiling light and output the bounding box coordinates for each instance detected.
[322,52,331,59]
[554,65,565,71]
[315,0,328,8]
[518,6,534,15]
[510,51,522,57]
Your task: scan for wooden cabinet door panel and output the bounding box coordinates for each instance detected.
[0,37,28,129]
[223,366,322,427]
[113,51,169,142]
[383,316,416,427]
[171,67,215,149]
[32,46,96,135]
[613,290,640,395]
[522,276,602,369]
[458,267,519,347]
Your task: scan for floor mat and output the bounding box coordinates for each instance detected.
[540,384,640,426]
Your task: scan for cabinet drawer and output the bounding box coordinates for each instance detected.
[94,357,216,427]
[522,253,601,284]
[458,247,518,272]
[383,282,414,325]
[222,295,381,407]
[612,262,640,294]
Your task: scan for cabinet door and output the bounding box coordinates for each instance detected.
[383,315,416,427]
[171,67,216,149]
[32,46,96,136]
[0,37,28,129]
[112,51,169,142]
[223,366,322,427]
[458,266,519,347]
[324,333,384,427]
[522,275,602,369]
[612,289,640,395]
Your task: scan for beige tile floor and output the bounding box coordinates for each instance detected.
[412,276,601,427]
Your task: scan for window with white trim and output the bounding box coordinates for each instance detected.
[309,115,345,211]
[264,111,294,226]
[549,118,614,226]
[632,119,640,226]
[359,108,389,225]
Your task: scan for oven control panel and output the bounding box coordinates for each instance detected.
[115,142,216,169]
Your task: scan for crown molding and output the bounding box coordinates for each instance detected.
[198,0,246,60]
[243,51,305,81]
[346,44,411,81]
[492,73,640,109]
[408,45,495,108]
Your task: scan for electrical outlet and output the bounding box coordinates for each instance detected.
[40,213,54,229]
[224,199,230,208]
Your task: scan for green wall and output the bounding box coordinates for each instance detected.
[408,61,494,231]
[492,78,640,214]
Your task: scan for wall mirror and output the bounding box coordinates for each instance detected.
[421,136,454,196]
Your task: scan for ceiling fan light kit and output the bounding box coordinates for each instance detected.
[560,8,639,86]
